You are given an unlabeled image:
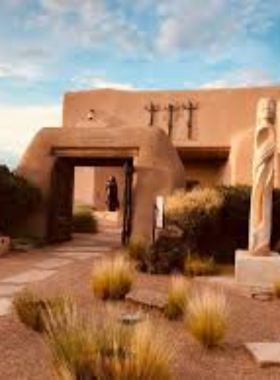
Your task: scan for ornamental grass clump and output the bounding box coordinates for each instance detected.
[13,289,72,333]
[72,205,97,233]
[46,304,173,380]
[274,280,280,298]
[184,254,217,277]
[186,288,228,348]
[165,276,189,320]
[91,257,133,300]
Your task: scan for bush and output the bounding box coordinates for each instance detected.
[46,306,173,380]
[91,257,133,300]
[186,288,228,348]
[13,289,72,333]
[0,165,42,235]
[127,239,147,261]
[184,254,217,277]
[165,276,189,320]
[274,280,280,298]
[165,188,223,246]
[72,205,97,233]
[150,185,280,268]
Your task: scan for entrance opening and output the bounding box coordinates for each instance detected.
[47,156,133,245]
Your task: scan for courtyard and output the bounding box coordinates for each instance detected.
[0,214,280,380]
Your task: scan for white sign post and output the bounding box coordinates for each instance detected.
[155,196,164,229]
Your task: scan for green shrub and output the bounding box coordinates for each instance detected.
[151,185,280,267]
[186,288,228,348]
[91,257,133,300]
[13,289,72,333]
[127,239,147,261]
[0,165,42,235]
[184,254,217,277]
[46,306,173,380]
[72,205,97,233]
[165,276,189,320]
[165,188,223,246]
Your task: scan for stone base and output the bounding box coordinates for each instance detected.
[235,250,280,289]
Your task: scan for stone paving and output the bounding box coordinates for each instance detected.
[245,343,280,367]
[0,215,121,317]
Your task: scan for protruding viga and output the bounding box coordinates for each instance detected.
[249,98,277,256]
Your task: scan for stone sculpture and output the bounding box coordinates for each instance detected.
[249,98,277,256]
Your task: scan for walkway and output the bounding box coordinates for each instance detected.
[0,212,121,317]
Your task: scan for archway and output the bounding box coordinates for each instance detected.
[17,126,185,244]
[47,156,133,244]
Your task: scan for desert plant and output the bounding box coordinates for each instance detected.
[0,165,42,235]
[46,305,173,380]
[165,276,189,320]
[165,187,223,238]
[186,288,228,348]
[91,257,133,300]
[127,239,147,261]
[72,205,97,233]
[274,280,280,298]
[13,289,72,333]
[184,254,217,277]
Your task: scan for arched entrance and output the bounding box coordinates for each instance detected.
[47,156,133,244]
[17,126,185,244]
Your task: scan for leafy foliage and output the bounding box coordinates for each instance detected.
[0,165,42,235]
[72,205,97,233]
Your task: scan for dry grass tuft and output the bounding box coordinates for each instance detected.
[184,254,217,277]
[165,276,189,320]
[13,289,72,333]
[274,280,280,298]
[186,288,228,348]
[46,304,173,380]
[91,257,133,300]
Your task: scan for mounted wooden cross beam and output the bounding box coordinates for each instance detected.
[183,101,199,139]
[144,102,161,126]
[165,103,180,137]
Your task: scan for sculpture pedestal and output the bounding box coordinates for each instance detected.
[235,250,280,289]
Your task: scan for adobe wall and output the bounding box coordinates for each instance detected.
[63,86,280,148]
[63,86,280,189]
[17,126,185,243]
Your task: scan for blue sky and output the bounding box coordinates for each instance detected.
[0,0,280,167]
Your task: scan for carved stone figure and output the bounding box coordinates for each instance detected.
[249,98,277,256]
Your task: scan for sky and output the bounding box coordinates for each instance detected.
[0,0,280,167]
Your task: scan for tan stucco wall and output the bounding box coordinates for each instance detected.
[17,126,185,242]
[63,86,280,148]
[74,167,95,206]
[63,86,280,188]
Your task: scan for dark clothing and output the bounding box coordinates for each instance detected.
[106,178,119,211]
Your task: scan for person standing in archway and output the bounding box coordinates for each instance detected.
[106,176,120,211]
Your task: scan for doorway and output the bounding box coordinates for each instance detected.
[47,156,133,245]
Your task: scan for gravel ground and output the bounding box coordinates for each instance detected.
[1,254,280,380]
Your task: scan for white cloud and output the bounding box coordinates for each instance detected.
[156,0,280,54]
[199,69,277,89]
[26,0,148,55]
[0,104,61,166]
[0,63,42,80]
[71,74,136,91]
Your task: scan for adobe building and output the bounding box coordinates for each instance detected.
[67,86,280,208]
[17,85,280,244]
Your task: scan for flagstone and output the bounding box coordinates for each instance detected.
[0,284,25,297]
[0,269,57,284]
[245,343,280,367]
[34,258,72,269]
[0,298,12,316]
